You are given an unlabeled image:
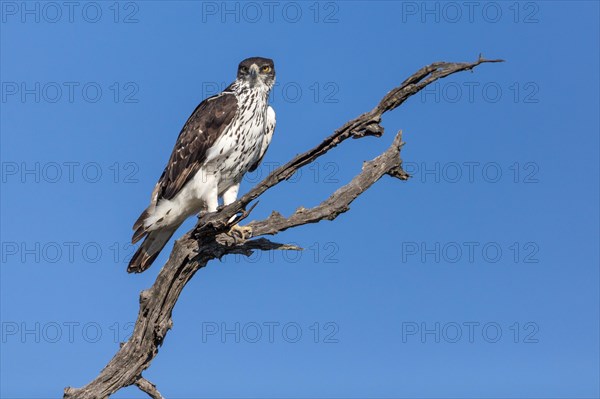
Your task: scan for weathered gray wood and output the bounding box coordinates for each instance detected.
[134,376,163,399]
[63,56,502,399]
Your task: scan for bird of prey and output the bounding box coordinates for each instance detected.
[128,57,276,273]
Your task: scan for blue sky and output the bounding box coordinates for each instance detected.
[1,1,598,398]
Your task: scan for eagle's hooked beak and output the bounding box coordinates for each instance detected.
[249,64,259,80]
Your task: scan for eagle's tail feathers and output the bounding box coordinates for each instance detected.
[132,205,155,244]
[132,224,147,245]
[127,228,176,273]
[133,208,150,231]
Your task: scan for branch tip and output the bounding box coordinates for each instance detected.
[134,376,163,399]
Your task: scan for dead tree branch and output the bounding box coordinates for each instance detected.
[64,56,502,398]
[134,376,163,399]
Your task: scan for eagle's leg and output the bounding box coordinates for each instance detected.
[222,183,252,241]
[197,171,219,218]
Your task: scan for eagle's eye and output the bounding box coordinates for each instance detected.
[240,66,248,73]
[261,65,271,73]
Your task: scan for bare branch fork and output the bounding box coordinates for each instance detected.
[64,56,502,399]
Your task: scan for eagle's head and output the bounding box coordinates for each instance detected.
[237,57,275,91]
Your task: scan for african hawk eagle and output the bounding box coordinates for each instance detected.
[128,57,276,273]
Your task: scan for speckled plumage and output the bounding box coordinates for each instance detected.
[129,57,276,273]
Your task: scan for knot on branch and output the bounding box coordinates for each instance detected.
[268,210,285,222]
[140,289,151,304]
[388,166,410,180]
[352,117,383,138]
[153,324,168,346]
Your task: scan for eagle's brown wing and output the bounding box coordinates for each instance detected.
[157,92,238,201]
[132,92,238,238]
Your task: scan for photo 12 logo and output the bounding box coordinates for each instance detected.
[1,321,135,344]
[222,241,340,264]
[200,321,339,344]
[201,81,340,105]
[400,241,540,264]
[200,2,340,24]
[1,241,136,265]
[403,161,540,184]
[401,321,540,343]
[419,81,540,104]
[1,2,140,24]
[399,2,540,24]
[1,82,140,104]
[242,161,340,185]
[1,162,140,184]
